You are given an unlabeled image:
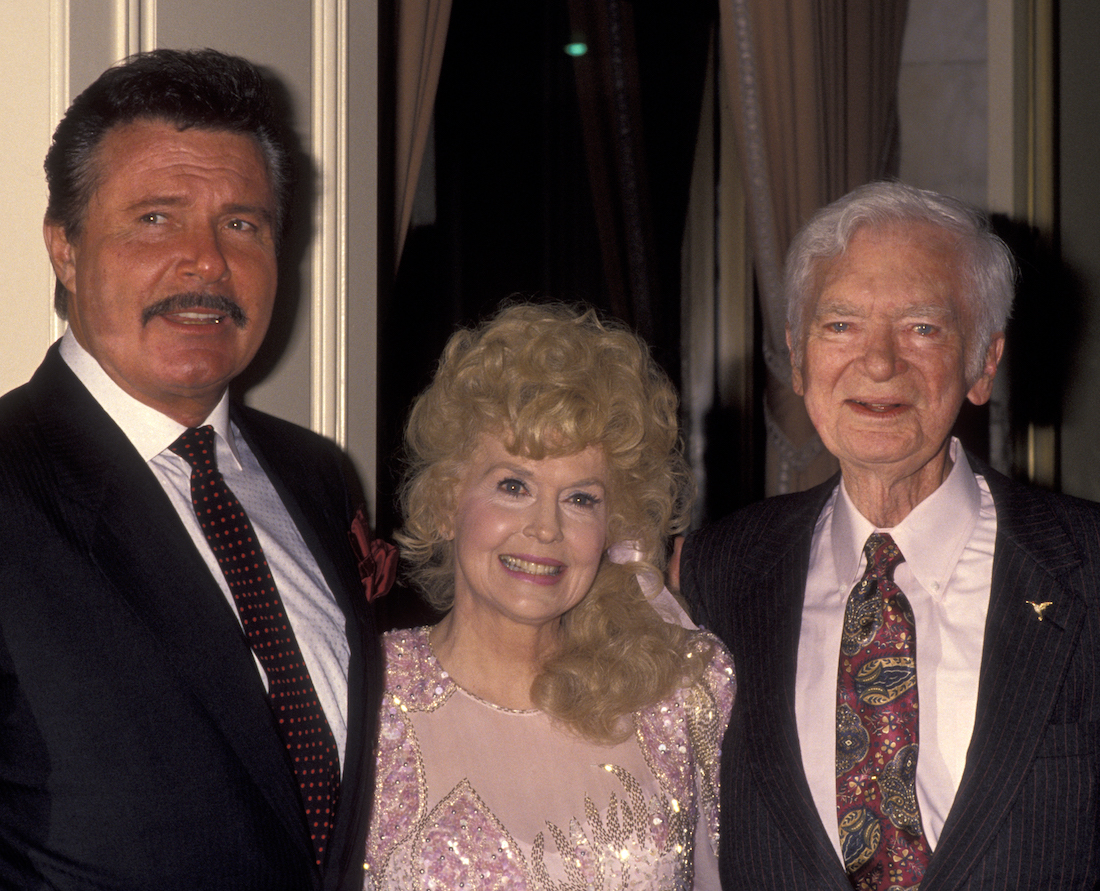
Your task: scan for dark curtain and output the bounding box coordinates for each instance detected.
[720,0,909,494]
[375,0,715,630]
[566,0,716,381]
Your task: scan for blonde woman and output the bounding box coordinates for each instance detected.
[365,304,734,890]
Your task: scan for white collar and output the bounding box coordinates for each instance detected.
[59,327,242,468]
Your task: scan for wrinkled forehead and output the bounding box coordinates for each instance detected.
[811,221,971,313]
[87,118,275,200]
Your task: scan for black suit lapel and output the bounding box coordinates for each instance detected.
[234,407,381,888]
[28,349,313,865]
[922,472,1087,890]
[732,484,852,887]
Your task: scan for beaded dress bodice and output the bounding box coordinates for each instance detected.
[364,627,734,890]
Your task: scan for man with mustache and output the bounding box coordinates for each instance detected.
[683,182,1100,889]
[0,49,381,890]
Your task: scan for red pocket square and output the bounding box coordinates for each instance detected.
[348,507,398,601]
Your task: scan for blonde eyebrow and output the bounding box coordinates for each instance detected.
[483,463,607,491]
[564,477,608,490]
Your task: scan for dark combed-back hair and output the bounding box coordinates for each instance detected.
[44,47,295,318]
[398,302,704,743]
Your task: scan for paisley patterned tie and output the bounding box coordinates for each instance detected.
[170,425,340,866]
[836,532,931,890]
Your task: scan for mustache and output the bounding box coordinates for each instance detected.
[141,293,248,328]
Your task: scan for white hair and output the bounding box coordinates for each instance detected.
[785,181,1016,382]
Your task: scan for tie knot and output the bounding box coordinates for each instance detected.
[864,531,904,580]
[168,425,218,472]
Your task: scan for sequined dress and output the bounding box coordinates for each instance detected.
[365,626,735,890]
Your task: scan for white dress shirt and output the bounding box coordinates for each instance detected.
[60,329,350,768]
[796,438,997,858]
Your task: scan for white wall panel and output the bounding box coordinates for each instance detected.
[1,0,58,392]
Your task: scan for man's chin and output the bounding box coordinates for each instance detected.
[121,362,243,414]
[833,432,920,468]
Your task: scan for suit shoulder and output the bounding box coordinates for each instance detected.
[685,481,833,565]
[234,404,337,452]
[983,467,1100,588]
[232,404,347,478]
[1020,485,1100,558]
[984,464,1100,530]
[0,380,38,444]
[680,482,833,626]
[0,383,53,493]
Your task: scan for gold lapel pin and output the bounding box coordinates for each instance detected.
[1027,600,1054,621]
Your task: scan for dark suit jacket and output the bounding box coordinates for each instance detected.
[0,345,382,891]
[682,462,1100,890]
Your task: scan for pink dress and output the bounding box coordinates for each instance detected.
[365,626,735,890]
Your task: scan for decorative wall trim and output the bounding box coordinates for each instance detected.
[114,0,136,57]
[112,0,154,58]
[988,0,1056,486]
[309,0,348,445]
[1022,0,1056,488]
[140,0,156,52]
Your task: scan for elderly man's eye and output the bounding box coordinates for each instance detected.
[827,321,850,333]
[914,323,937,336]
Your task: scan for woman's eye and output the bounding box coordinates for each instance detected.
[498,478,526,496]
[567,492,601,509]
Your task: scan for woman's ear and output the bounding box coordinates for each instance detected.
[437,470,463,541]
[438,493,457,541]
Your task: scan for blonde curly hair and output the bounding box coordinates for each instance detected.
[397,302,702,742]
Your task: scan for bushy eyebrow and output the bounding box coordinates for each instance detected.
[125,195,188,213]
[810,299,864,318]
[223,203,276,226]
[899,304,956,321]
[811,300,955,321]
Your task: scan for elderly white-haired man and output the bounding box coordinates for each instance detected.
[684,181,1100,890]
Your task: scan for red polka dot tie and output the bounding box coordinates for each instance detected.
[836,533,931,890]
[170,425,340,866]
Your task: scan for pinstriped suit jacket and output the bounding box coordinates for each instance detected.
[682,461,1100,890]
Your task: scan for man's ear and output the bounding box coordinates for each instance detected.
[43,221,77,297]
[966,332,1006,406]
[786,327,805,396]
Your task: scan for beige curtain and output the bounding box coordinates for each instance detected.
[395,0,452,269]
[720,0,908,494]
